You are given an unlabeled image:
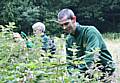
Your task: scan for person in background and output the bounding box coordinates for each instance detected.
[32,22,56,54]
[57,8,115,82]
[13,32,33,48]
[13,32,26,48]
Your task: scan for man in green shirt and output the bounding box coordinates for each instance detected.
[57,8,115,82]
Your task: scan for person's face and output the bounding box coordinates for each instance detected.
[13,37,22,42]
[33,27,43,36]
[58,16,76,34]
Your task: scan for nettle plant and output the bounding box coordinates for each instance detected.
[66,42,115,83]
[0,22,115,83]
[0,23,68,83]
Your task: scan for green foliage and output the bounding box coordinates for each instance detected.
[44,10,61,36]
[0,23,66,82]
[0,0,120,35]
[0,23,119,82]
[0,0,40,33]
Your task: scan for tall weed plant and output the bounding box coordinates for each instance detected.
[0,22,118,83]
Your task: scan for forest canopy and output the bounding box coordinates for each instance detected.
[0,0,120,35]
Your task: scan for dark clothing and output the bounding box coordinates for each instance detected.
[41,34,56,54]
[26,41,34,48]
[49,39,56,54]
[66,23,115,74]
[41,34,49,52]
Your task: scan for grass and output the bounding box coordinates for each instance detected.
[105,38,120,83]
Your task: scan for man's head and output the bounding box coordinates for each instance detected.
[57,9,76,34]
[13,32,26,48]
[32,22,45,35]
[13,32,23,42]
[13,32,21,38]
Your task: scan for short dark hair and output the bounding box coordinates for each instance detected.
[58,9,75,21]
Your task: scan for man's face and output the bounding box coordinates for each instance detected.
[58,16,76,34]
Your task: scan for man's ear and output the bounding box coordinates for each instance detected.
[72,16,76,23]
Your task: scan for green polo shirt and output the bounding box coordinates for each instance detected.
[66,23,114,72]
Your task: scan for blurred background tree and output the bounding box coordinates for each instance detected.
[0,0,120,35]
